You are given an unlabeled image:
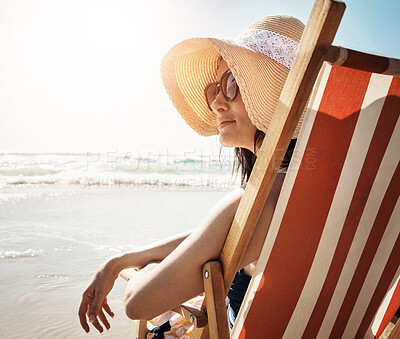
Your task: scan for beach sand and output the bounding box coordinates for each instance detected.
[0,186,231,338]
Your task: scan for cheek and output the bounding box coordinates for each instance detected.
[233,94,251,123]
[234,102,256,131]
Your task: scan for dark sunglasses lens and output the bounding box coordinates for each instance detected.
[222,72,237,100]
[205,83,218,109]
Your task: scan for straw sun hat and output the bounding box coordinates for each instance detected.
[160,15,305,139]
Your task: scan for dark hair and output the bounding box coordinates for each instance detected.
[233,130,297,185]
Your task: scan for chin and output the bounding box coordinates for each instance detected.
[218,137,255,153]
[218,134,248,149]
[218,135,236,148]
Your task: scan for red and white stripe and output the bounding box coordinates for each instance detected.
[232,63,400,339]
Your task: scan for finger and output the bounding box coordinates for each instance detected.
[102,301,114,318]
[98,309,111,330]
[88,292,103,323]
[78,300,90,333]
[91,317,104,334]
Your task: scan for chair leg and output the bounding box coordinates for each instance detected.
[202,261,230,339]
[388,316,400,339]
[135,319,148,339]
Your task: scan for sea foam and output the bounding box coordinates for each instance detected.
[0,249,43,259]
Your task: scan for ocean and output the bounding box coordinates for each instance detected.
[0,151,240,338]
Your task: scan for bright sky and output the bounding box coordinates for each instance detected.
[0,0,399,154]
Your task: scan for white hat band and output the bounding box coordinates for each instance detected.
[234,28,299,69]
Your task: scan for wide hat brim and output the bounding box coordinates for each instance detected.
[160,16,305,138]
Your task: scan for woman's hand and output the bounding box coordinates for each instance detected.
[78,261,119,334]
[78,231,191,331]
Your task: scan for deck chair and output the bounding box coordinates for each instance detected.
[229,58,400,339]
[121,0,400,337]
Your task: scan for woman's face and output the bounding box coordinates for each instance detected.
[211,59,258,152]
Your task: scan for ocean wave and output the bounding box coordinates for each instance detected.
[35,274,69,279]
[0,153,239,192]
[1,174,238,189]
[0,191,63,203]
[0,167,63,177]
[0,249,43,259]
[80,174,238,190]
[7,179,57,185]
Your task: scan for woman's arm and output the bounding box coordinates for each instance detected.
[78,230,191,333]
[124,173,284,320]
[109,230,192,272]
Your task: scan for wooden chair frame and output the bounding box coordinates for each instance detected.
[121,0,400,337]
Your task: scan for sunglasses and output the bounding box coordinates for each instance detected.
[204,69,239,111]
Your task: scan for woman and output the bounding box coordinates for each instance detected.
[78,14,305,335]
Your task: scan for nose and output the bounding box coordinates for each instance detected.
[210,89,229,115]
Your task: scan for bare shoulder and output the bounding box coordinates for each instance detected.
[203,186,245,223]
[210,172,285,222]
[223,186,246,205]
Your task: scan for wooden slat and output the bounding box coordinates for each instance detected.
[178,302,208,328]
[190,325,209,339]
[202,261,230,339]
[326,45,400,76]
[135,320,148,339]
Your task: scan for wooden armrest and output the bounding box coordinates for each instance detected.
[173,302,208,328]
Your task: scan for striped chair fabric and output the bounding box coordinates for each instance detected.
[231,62,400,339]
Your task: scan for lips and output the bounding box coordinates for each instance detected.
[218,120,235,130]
